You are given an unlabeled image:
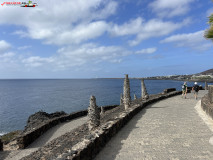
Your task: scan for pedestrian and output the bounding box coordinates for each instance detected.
[182,82,187,99]
[192,82,199,100]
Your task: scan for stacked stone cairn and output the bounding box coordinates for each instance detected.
[120,93,123,105]
[134,94,137,100]
[205,81,208,90]
[100,106,104,115]
[123,74,131,110]
[141,79,149,100]
[209,85,213,103]
[88,96,100,131]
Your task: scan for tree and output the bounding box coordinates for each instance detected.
[205,1,213,40]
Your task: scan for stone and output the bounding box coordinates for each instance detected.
[141,79,149,100]
[88,96,100,131]
[208,85,213,103]
[205,82,208,90]
[123,74,131,110]
[134,94,137,100]
[0,139,3,151]
[120,94,123,105]
[24,111,67,133]
[100,106,104,115]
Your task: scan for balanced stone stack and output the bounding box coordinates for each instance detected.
[209,85,213,103]
[88,96,100,131]
[205,82,208,90]
[134,94,137,100]
[141,79,149,100]
[0,139,3,151]
[120,93,123,105]
[123,74,131,110]
[100,106,104,115]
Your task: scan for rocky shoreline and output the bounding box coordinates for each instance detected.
[0,105,118,148]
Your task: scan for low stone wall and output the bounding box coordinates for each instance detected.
[163,88,176,93]
[208,85,213,103]
[0,139,3,151]
[57,91,182,160]
[10,105,118,150]
[201,85,213,119]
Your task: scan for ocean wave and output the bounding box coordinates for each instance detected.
[0,132,7,136]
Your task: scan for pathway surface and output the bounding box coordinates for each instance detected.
[95,91,213,160]
[1,116,88,160]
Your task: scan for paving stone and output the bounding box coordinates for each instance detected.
[95,91,213,160]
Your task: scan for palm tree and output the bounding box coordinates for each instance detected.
[205,1,213,40]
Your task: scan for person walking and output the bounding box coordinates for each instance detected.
[192,82,199,100]
[182,82,187,99]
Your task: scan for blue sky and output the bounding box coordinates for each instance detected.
[0,0,212,78]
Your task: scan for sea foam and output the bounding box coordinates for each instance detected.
[0,132,7,136]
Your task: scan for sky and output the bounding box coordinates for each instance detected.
[0,0,212,78]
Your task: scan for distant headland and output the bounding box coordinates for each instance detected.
[94,68,213,82]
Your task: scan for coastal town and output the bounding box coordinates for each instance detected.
[144,69,213,82]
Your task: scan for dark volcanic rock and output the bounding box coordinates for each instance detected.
[0,139,3,151]
[24,111,67,133]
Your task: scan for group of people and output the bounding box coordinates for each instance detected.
[182,82,200,100]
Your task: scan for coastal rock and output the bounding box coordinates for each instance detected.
[0,139,3,151]
[24,111,67,133]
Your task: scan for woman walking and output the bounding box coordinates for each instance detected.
[182,82,187,99]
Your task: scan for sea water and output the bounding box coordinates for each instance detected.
[0,79,210,135]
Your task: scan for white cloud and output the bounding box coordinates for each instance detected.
[110,17,191,46]
[0,52,15,58]
[110,17,144,36]
[19,43,132,70]
[46,21,109,45]
[18,45,32,50]
[149,0,195,18]
[135,48,157,54]
[0,0,117,45]
[160,30,212,51]
[207,8,213,16]
[56,43,131,66]
[22,56,54,67]
[0,40,11,53]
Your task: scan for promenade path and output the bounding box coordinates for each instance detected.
[1,116,88,160]
[95,90,213,160]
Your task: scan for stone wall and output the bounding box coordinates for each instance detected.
[163,88,176,94]
[208,85,213,103]
[58,91,182,160]
[9,105,118,150]
[201,85,213,120]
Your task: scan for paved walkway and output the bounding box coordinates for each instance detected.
[1,116,87,160]
[95,91,213,160]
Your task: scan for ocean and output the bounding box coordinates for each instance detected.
[0,79,210,135]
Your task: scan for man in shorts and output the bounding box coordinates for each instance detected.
[182,82,187,99]
[192,82,199,100]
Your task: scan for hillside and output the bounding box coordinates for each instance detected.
[199,69,213,75]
